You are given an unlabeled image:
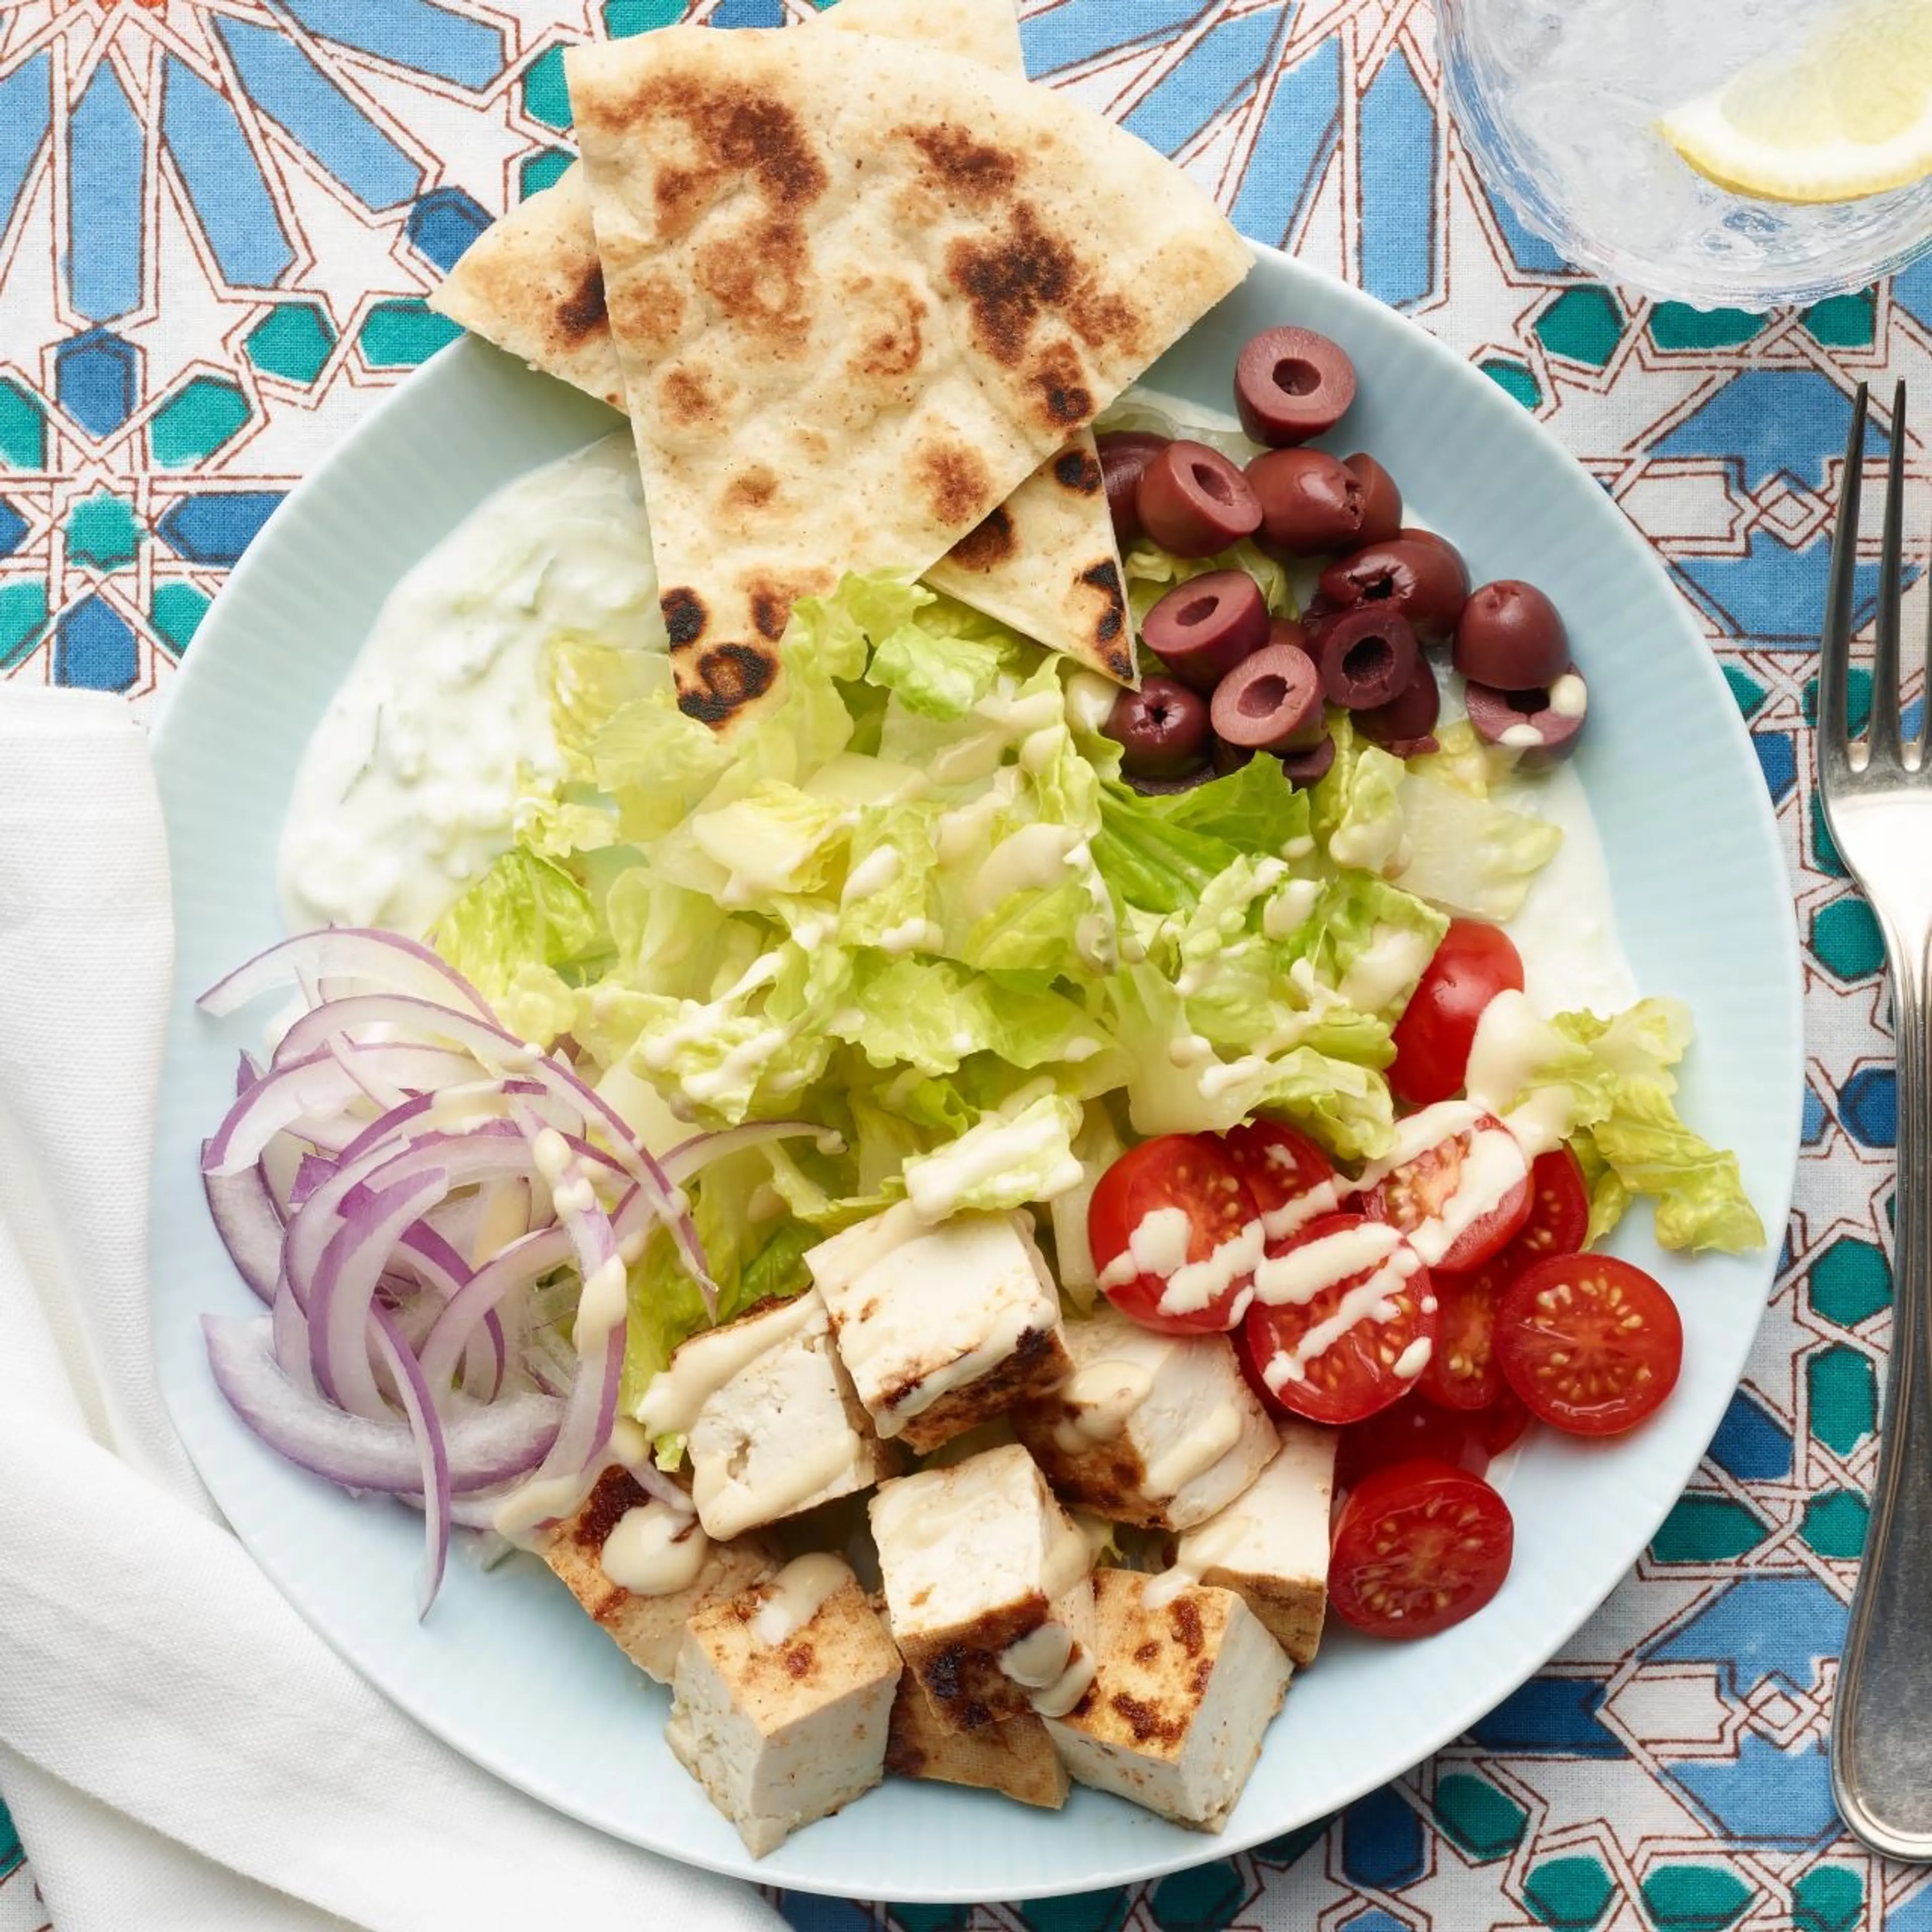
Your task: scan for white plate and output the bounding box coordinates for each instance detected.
[147,244,1803,1902]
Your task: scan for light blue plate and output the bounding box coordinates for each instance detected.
[148,244,1804,1902]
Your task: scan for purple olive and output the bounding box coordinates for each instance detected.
[1454,580,1569,691]
[1234,327,1357,447]
[1357,655,1441,756]
[1400,526,1472,582]
[1247,448,1367,556]
[1277,733,1337,787]
[1210,643,1326,753]
[1097,432,1168,550]
[1136,441,1262,556]
[1343,454,1403,546]
[1124,767,1216,796]
[1318,536,1469,643]
[1465,665,1589,765]
[1318,609,1419,711]
[1141,571,1269,692]
[1103,675,1212,778]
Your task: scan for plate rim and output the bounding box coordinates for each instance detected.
[147,237,1806,1902]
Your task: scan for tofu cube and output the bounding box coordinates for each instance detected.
[886,1673,1070,1810]
[539,1466,777,1682]
[870,1443,1095,1731]
[1169,1419,1334,1666]
[641,1291,897,1542]
[1043,1567,1290,1833]
[808,1204,1073,1453]
[666,1556,902,1858]
[1013,1305,1278,1531]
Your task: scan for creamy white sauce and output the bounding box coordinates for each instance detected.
[278,435,660,936]
[600,1500,708,1596]
[751,1553,853,1645]
[1051,1359,1155,1452]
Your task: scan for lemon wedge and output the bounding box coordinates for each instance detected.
[1658,0,1932,204]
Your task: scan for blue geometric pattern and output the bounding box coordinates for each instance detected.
[5,3,1932,1929]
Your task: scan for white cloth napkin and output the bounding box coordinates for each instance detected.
[0,688,783,1932]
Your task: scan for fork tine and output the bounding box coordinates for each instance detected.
[1820,383,1869,788]
[1870,380,1907,767]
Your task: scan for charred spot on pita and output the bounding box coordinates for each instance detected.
[662,587,709,648]
[949,505,1017,572]
[1082,558,1128,647]
[916,442,993,529]
[750,586,792,641]
[905,123,1020,201]
[1033,341,1094,428]
[645,80,830,232]
[677,642,778,725]
[556,260,608,340]
[1054,447,1103,495]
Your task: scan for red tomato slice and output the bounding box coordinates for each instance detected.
[1222,1119,1340,1241]
[1240,1213,1436,1426]
[1476,1384,1534,1458]
[1329,1457,1515,1639]
[1495,1253,1683,1436]
[1418,1262,1509,1411]
[1089,1135,1261,1335]
[1389,919,1524,1107]
[1336,1397,1490,1490]
[1364,1107,1532,1273]
[1513,1147,1590,1262]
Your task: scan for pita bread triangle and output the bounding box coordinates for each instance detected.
[567,25,1248,729]
[428,0,1138,686]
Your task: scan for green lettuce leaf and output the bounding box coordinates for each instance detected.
[431,849,605,1043]
[1122,537,1296,624]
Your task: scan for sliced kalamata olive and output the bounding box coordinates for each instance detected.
[1247,449,1366,556]
[1454,579,1569,691]
[1103,675,1213,778]
[1125,766,1216,796]
[1268,616,1315,657]
[1343,454,1403,546]
[1234,327,1357,446]
[1210,643,1326,753]
[1278,733,1337,787]
[1098,432,1168,550]
[1357,654,1441,754]
[1318,536,1469,642]
[1399,526,1472,585]
[1141,570,1269,692]
[1137,441,1262,557]
[1465,665,1588,764]
[1317,608,1419,711]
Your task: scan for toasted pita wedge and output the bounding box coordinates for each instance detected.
[568,28,1247,727]
[426,0,1023,415]
[430,1,1136,683]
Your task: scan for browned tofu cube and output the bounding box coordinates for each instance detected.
[539,1467,776,1682]
[1043,1567,1289,1832]
[666,1556,902,1857]
[886,1673,1069,1810]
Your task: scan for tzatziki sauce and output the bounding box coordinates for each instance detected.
[278,433,660,937]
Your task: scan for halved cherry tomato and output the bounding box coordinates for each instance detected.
[1240,1213,1436,1426]
[1089,1135,1261,1335]
[1336,1396,1490,1489]
[1329,1457,1515,1639]
[1494,1253,1683,1436]
[1389,919,1524,1106]
[1513,1147,1590,1261]
[1477,1384,1535,1458]
[1222,1119,1339,1241]
[1419,1262,1508,1411]
[1365,1108,1532,1272]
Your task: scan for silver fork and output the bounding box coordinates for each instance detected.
[1819,379,1932,1863]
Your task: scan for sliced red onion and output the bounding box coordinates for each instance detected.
[237,1051,264,1097]
[204,1314,557,1490]
[661,1119,834,1186]
[627,1459,695,1512]
[310,1170,450,1417]
[274,992,542,1073]
[392,1223,504,1402]
[417,1222,574,1403]
[329,1033,409,1110]
[288,1152,337,1210]
[204,1044,478,1175]
[198,928,491,1021]
[270,1275,315,1391]
[202,1153,283,1305]
[369,1307,451,1615]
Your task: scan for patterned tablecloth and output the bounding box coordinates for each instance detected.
[0,1,1926,1926]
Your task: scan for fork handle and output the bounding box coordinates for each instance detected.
[1832,927,1932,1861]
